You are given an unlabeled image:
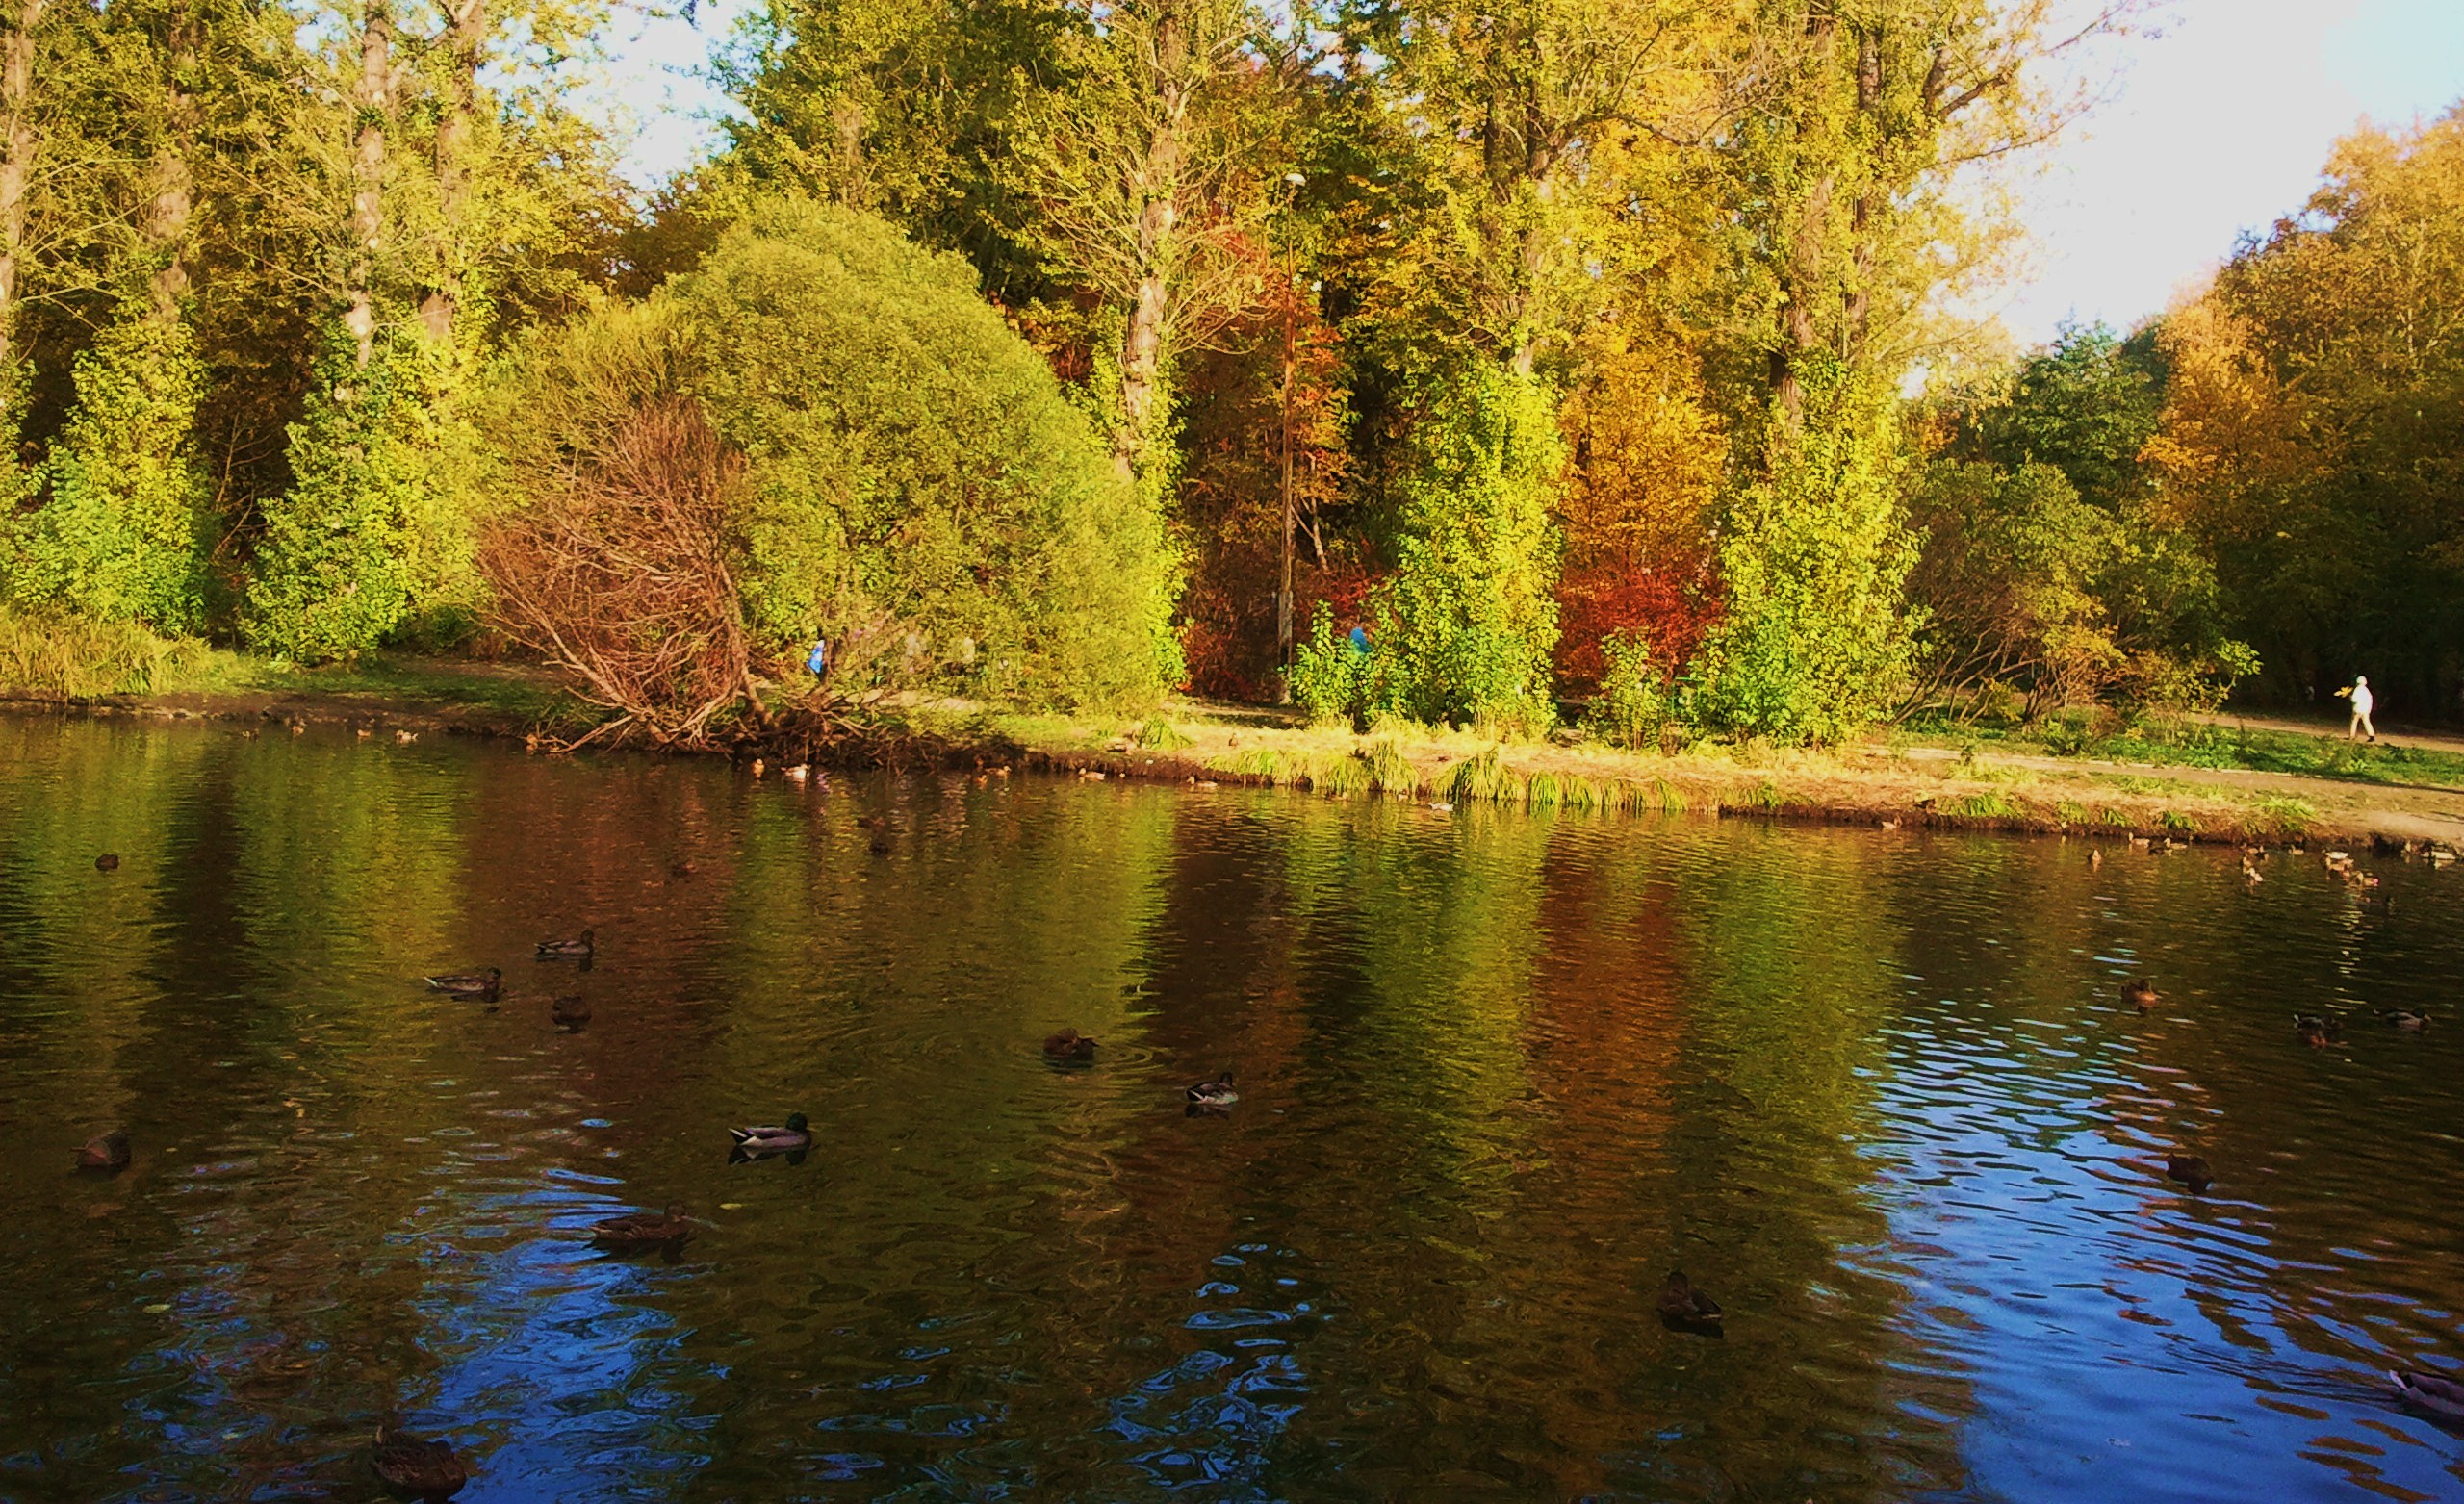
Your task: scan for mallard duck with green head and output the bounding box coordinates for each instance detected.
[1185,1071,1238,1109]
[728,1112,811,1161]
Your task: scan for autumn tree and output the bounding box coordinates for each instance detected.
[2149,109,2464,715]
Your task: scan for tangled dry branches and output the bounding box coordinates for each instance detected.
[480,397,775,748]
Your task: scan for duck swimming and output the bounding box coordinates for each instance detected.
[372,1417,467,1501]
[2123,979,2159,1009]
[76,1131,131,1172]
[728,1112,812,1161]
[535,929,594,961]
[1656,1271,1724,1336]
[1042,1029,1098,1061]
[2294,1012,2345,1046]
[550,995,591,1031]
[2381,1008,2431,1031]
[589,1205,693,1253]
[1185,1071,1238,1109]
[2390,1367,2464,1423]
[2166,1154,2213,1193]
[423,967,501,1001]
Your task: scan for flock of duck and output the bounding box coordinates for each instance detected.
[2106,843,2458,1434]
[67,841,2464,1496]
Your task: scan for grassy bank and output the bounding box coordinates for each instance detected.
[922,701,2357,846]
[8,616,2461,848]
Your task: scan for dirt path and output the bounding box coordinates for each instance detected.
[2188,709,2464,757]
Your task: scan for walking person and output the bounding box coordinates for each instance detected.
[2340,674,2376,742]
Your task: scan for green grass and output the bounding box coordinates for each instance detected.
[1905,710,2464,791]
[0,605,242,698]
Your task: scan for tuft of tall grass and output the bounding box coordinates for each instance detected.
[1210,747,1293,782]
[1314,753,1373,798]
[0,606,224,699]
[1448,747,1516,804]
[1940,791,2023,820]
[2248,796,2315,838]
[1364,739,1420,797]
[1137,717,1194,751]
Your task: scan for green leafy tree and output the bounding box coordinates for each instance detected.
[1367,362,1562,729]
[1696,361,1914,742]
[9,313,211,630]
[483,200,1178,712]
[244,332,447,660]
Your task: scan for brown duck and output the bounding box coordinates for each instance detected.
[1042,1029,1098,1061]
[2166,1154,2213,1194]
[76,1131,132,1172]
[372,1417,467,1500]
[550,996,591,1032]
[1656,1270,1724,1336]
[2123,979,2159,1010]
[589,1205,693,1253]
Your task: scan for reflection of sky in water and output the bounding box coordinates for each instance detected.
[1861,889,2464,1503]
[415,1176,708,1502]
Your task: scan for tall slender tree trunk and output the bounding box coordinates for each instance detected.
[1113,11,1185,485]
[143,11,197,323]
[344,0,392,370]
[1769,4,1841,431]
[0,0,43,382]
[419,0,481,349]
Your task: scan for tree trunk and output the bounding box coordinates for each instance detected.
[1772,170,1831,428]
[344,0,392,370]
[143,11,198,323]
[0,0,42,381]
[1112,9,1185,485]
[418,0,481,349]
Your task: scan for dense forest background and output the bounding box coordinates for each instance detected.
[1,0,2459,742]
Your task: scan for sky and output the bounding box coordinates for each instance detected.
[1989,0,2464,344]
[589,0,2464,351]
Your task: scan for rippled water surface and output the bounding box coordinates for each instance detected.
[4,715,2462,1502]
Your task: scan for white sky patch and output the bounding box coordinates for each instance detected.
[1990,0,2464,346]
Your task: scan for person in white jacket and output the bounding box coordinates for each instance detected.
[2341,675,2376,742]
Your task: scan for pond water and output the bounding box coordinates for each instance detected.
[2,715,2461,1503]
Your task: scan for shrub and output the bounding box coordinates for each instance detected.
[8,312,211,634]
[1289,607,1369,727]
[1582,632,1673,749]
[481,200,1173,714]
[479,396,770,744]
